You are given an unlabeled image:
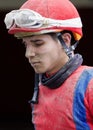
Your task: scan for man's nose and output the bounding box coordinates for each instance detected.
[25,45,36,58]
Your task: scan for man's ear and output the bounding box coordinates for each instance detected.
[62,33,71,47]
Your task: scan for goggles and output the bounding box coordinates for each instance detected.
[4,9,82,30]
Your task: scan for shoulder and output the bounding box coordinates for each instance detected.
[76,65,93,78]
[81,65,93,79]
[74,65,93,94]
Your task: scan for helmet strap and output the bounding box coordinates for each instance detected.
[56,32,79,58]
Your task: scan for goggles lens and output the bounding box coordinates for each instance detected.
[4,9,82,30]
[4,9,44,29]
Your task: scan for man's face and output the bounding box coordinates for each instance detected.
[22,34,68,74]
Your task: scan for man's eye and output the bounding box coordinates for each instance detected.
[34,41,44,46]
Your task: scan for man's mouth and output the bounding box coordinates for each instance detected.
[31,61,41,66]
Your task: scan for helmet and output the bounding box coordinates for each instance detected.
[4,0,83,40]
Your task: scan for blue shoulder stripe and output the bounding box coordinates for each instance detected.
[73,69,93,130]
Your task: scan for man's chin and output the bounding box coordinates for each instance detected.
[34,69,46,74]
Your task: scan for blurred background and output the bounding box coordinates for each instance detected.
[0,0,93,129]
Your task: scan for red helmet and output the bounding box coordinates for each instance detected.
[4,0,83,40]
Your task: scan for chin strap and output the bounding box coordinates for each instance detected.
[56,32,79,58]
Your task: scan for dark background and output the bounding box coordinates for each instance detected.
[0,8,93,129]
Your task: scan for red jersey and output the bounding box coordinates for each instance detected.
[31,66,93,130]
